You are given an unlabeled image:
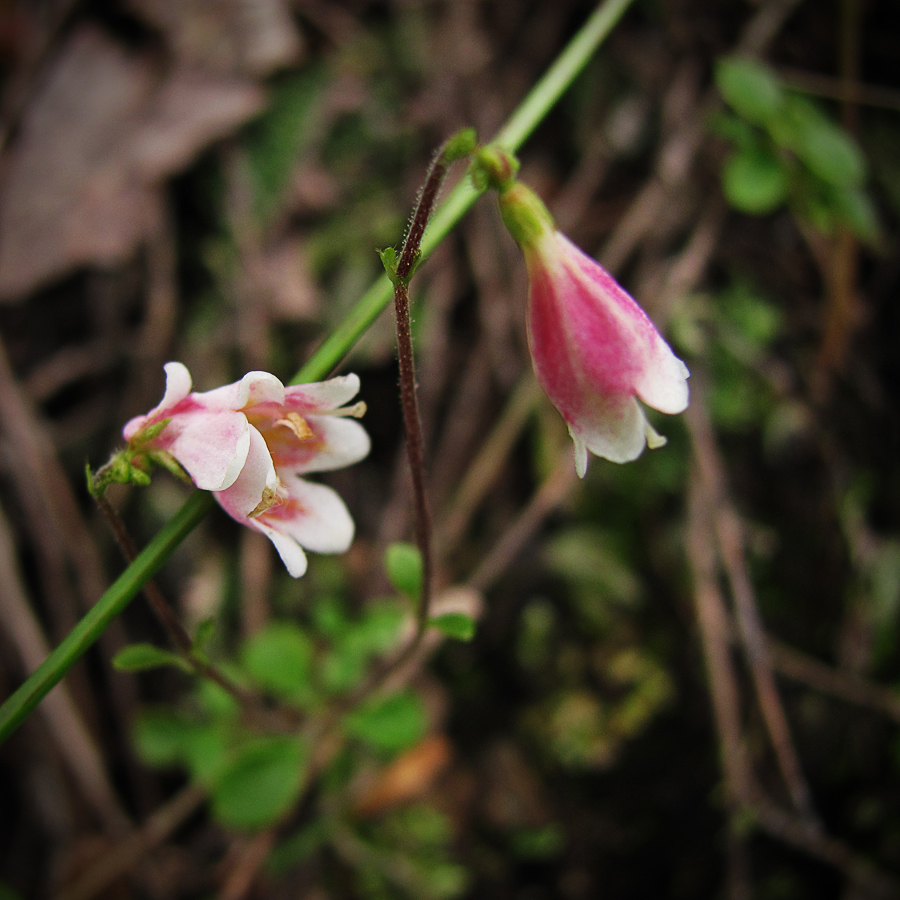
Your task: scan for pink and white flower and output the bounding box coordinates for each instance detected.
[124,362,370,577]
[498,183,689,476]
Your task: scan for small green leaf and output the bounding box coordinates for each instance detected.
[132,708,193,767]
[356,601,405,652]
[195,678,241,720]
[240,622,314,704]
[319,644,367,694]
[311,596,351,639]
[722,148,789,214]
[344,690,428,754]
[182,721,234,785]
[112,643,190,674]
[832,186,880,243]
[708,111,757,150]
[209,736,308,831]
[379,246,399,281]
[384,542,424,601]
[192,618,216,654]
[430,612,476,641]
[772,96,866,188]
[715,57,784,125]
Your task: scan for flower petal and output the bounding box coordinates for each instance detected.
[632,346,690,415]
[569,394,649,469]
[260,529,309,578]
[268,416,371,474]
[213,425,277,518]
[163,410,251,491]
[160,361,193,409]
[283,373,361,413]
[199,370,286,412]
[123,361,194,441]
[255,478,355,554]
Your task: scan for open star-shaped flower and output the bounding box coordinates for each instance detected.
[124,362,370,577]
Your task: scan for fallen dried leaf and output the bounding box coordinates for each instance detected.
[354,733,453,818]
[128,0,301,76]
[245,239,321,320]
[0,27,266,301]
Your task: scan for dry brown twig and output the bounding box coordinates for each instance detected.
[0,502,131,834]
[687,467,755,900]
[687,395,819,825]
[686,383,899,896]
[52,785,206,900]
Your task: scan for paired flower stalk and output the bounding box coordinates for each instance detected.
[94,134,688,580]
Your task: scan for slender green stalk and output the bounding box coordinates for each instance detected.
[0,0,636,746]
[0,491,214,743]
[294,0,634,383]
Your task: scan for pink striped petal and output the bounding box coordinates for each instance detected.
[255,478,355,555]
[501,184,689,476]
[213,425,278,518]
[199,370,286,412]
[268,416,371,474]
[168,410,252,491]
[283,373,361,413]
[123,361,195,441]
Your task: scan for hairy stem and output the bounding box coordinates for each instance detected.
[94,493,257,706]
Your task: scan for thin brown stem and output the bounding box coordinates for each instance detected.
[53,785,206,900]
[315,138,465,713]
[396,148,451,283]
[392,277,434,641]
[93,493,256,706]
[389,140,462,656]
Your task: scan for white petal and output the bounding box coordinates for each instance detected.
[257,478,355,554]
[571,395,648,465]
[200,371,285,412]
[160,362,193,408]
[262,530,309,578]
[277,417,371,475]
[571,432,589,479]
[123,362,193,441]
[284,373,361,413]
[169,411,251,491]
[238,371,286,409]
[212,426,277,516]
[632,340,690,415]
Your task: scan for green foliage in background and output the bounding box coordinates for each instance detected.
[121,544,463,895]
[713,57,879,241]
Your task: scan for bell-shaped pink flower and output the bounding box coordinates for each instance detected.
[499,183,689,476]
[124,362,370,577]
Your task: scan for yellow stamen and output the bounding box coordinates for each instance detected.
[333,401,367,419]
[248,484,279,518]
[275,412,315,441]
